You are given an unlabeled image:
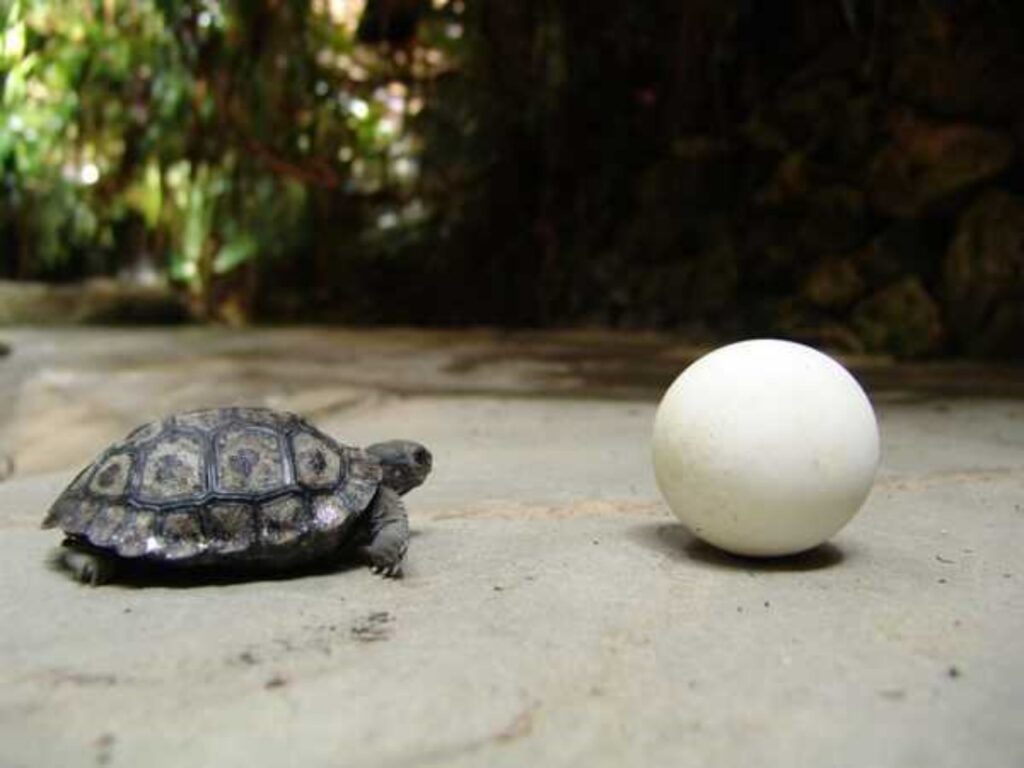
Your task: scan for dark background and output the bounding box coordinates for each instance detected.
[2,0,1022,358]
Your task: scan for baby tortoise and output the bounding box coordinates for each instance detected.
[43,407,432,584]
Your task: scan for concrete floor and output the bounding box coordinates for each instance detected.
[0,328,1022,768]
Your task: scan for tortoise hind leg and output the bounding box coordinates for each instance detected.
[357,488,409,578]
[58,539,117,586]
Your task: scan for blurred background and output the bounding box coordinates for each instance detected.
[1,0,1022,359]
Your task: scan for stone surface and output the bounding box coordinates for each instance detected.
[0,279,187,326]
[0,328,1022,767]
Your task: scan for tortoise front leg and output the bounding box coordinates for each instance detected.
[358,488,409,578]
[59,539,117,586]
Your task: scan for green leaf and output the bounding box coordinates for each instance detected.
[213,233,258,274]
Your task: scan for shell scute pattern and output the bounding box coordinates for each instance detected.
[87,505,129,547]
[312,494,348,531]
[202,502,257,554]
[114,510,158,558]
[88,452,134,498]
[137,432,206,504]
[160,511,205,560]
[214,425,286,494]
[292,430,343,489]
[337,448,382,510]
[44,408,383,565]
[260,495,308,547]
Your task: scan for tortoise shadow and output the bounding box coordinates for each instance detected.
[45,528,427,589]
[628,521,848,572]
[46,548,366,589]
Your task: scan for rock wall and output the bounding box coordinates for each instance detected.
[727,3,1023,358]
[400,1,1023,359]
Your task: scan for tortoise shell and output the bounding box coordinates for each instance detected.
[43,407,382,567]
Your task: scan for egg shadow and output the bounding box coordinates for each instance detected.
[628,521,848,572]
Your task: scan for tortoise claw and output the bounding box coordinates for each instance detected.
[60,545,116,586]
[368,562,403,579]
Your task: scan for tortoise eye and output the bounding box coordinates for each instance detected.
[413,447,431,467]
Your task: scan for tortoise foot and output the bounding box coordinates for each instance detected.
[60,543,117,586]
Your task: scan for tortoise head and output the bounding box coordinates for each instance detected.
[366,440,432,495]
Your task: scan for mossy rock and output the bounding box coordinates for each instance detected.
[944,190,1024,358]
[802,257,866,311]
[889,5,1024,122]
[852,277,945,358]
[764,297,865,355]
[868,115,1014,219]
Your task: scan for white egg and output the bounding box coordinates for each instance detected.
[652,339,879,557]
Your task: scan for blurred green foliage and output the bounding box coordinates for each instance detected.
[1,0,450,319]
